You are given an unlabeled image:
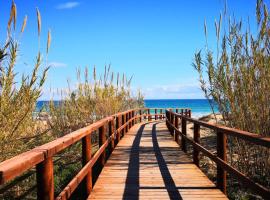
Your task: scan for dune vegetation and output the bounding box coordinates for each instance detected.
[0,1,143,199]
[193,0,270,199]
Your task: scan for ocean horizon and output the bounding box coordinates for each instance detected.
[37,99,218,119]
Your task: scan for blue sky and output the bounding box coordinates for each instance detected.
[0,0,257,99]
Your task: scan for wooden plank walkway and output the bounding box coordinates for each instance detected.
[88,121,228,200]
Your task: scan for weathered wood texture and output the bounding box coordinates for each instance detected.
[88,122,228,200]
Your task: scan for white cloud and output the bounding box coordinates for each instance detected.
[48,62,67,68]
[56,2,80,10]
[140,83,205,99]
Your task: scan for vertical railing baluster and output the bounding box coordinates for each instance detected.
[122,114,125,136]
[155,109,157,120]
[130,111,132,127]
[193,123,200,166]
[174,115,179,144]
[139,110,142,123]
[109,119,115,151]
[132,110,135,126]
[171,113,175,136]
[116,115,120,143]
[168,110,171,131]
[99,124,106,167]
[217,130,227,194]
[126,113,129,132]
[128,112,131,129]
[82,135,92,196]
[144,109,146,120]
[36,158,54,200]
[148,109,151,121]
[181,117,187,153]
[160,109,162,119]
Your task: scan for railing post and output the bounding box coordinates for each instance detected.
[116,115,121,142]
[188,109,191,117]
[132,110,135,126]
[217,130,227,194]
[99,124,106,167]
[171,113,175,136]
[128,112,130,129]
[82,135,92,196]
[139,110,142,123]
[160,109,162,119]
[193,123,200,166]
[148,109,151,121]
[181,117,187,152]
[176,108,178,113]
[109,120,115,151]
[122,114,125,136]
[174,115,179,144]
[36,157,54,200]
[126,113,129,132]
[155,109,157,120]
[167,110,171,129]
[130,111,132,127]
[144,109,147,120]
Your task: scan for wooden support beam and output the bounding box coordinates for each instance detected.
[116,115,120,143]
[36,157,54,200]
[109,120,115,151]
[193,123,200,166]
[181,118,187,152]
[148,109,151,121]
[217,130,227,194]
[122,114,125,136]
[174,116,179,144]
[99,125,106,167]
[82,135,92,196]
[126,113,129,132]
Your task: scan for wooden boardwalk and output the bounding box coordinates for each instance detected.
[88,121,228,200]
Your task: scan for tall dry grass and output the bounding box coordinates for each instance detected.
[0,1,144,199]
[0,1,50,161]
[48,65,144,137]
[193,0,270,198]
[47,66,144,196]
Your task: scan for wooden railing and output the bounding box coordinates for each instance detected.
[0,107,186,200]
[165,109,270,199]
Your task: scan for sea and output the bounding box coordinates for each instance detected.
[36,99,218,119]
[144,99,218,118]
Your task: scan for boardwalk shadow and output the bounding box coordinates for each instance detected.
[123,124,145,200]
[151,123,183,200]
[123,123,183,200]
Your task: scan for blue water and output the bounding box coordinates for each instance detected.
[144,99,218,118]
[36,99,218,119]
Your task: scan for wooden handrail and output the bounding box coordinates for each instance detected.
[0,107,182,200]
[165,109,270,199]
